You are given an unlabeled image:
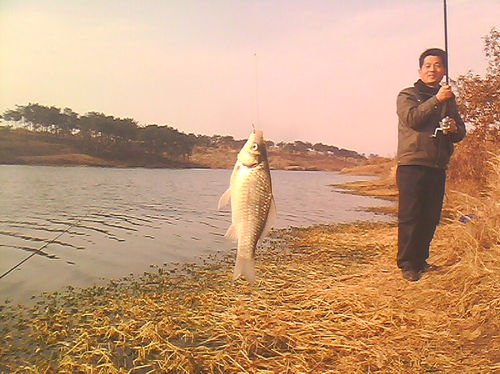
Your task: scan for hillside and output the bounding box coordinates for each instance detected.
[0,127,366,171]
[190,146,362,171]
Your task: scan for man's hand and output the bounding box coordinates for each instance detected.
[436,84,454,102]
[442,117,458,134]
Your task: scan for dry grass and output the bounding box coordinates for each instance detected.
[1,154,498,373]
[0,218,497,373]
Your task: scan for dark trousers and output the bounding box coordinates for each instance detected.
[396,165,446,271]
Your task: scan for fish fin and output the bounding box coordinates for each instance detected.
[217,187,231,210]
[224,224,238,241]
[259,196,277,241]
[233,256,256,283]
[229,162,241,185]
[218,162,241,210]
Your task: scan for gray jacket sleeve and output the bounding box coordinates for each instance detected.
[447,99,467,143]
[397,88,466,143]
[397,88,442,131]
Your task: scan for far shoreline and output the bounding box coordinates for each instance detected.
[0,153,394,174]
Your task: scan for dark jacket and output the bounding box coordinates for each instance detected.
[396,80,466,169]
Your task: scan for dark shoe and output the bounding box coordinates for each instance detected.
[402,269,420,282]
[419,262,439,273]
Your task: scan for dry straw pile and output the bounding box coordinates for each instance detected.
[0,156,498,373]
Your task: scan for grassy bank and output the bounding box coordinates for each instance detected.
[1,158,498,372]
[0,221,497,372]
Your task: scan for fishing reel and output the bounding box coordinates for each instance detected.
[431,116,453,138]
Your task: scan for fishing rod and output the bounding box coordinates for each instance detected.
[432,0,452,138]
[443,0,449,84]
[0,214,89,280]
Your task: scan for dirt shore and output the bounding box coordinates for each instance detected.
[0,169,498,373]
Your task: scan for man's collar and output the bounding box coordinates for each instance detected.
[415,79,440,95]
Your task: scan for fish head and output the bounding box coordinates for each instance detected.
[237,129,268,167]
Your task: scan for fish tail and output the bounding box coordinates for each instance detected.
[233,256,256,283]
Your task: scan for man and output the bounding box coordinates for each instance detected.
[396,48,466,282]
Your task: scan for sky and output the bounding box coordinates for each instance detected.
[0,1,498,156]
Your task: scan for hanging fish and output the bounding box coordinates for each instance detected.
[218,129,276,283]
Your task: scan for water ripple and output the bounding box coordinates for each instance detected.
[0,166,392,298]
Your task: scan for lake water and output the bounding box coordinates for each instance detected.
[0,165,392,303]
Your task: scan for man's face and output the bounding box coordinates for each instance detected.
[419,55,446,86]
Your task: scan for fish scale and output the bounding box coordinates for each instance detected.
[232,164,272,260]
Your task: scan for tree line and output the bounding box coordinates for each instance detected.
[0,105,365,161]
[1,105,197,160]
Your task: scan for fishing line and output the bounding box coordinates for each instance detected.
[0,213,90,280]
[253,52,261,128]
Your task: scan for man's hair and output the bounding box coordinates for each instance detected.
[419,48,447,69]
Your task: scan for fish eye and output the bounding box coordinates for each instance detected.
[251,143,259,151]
